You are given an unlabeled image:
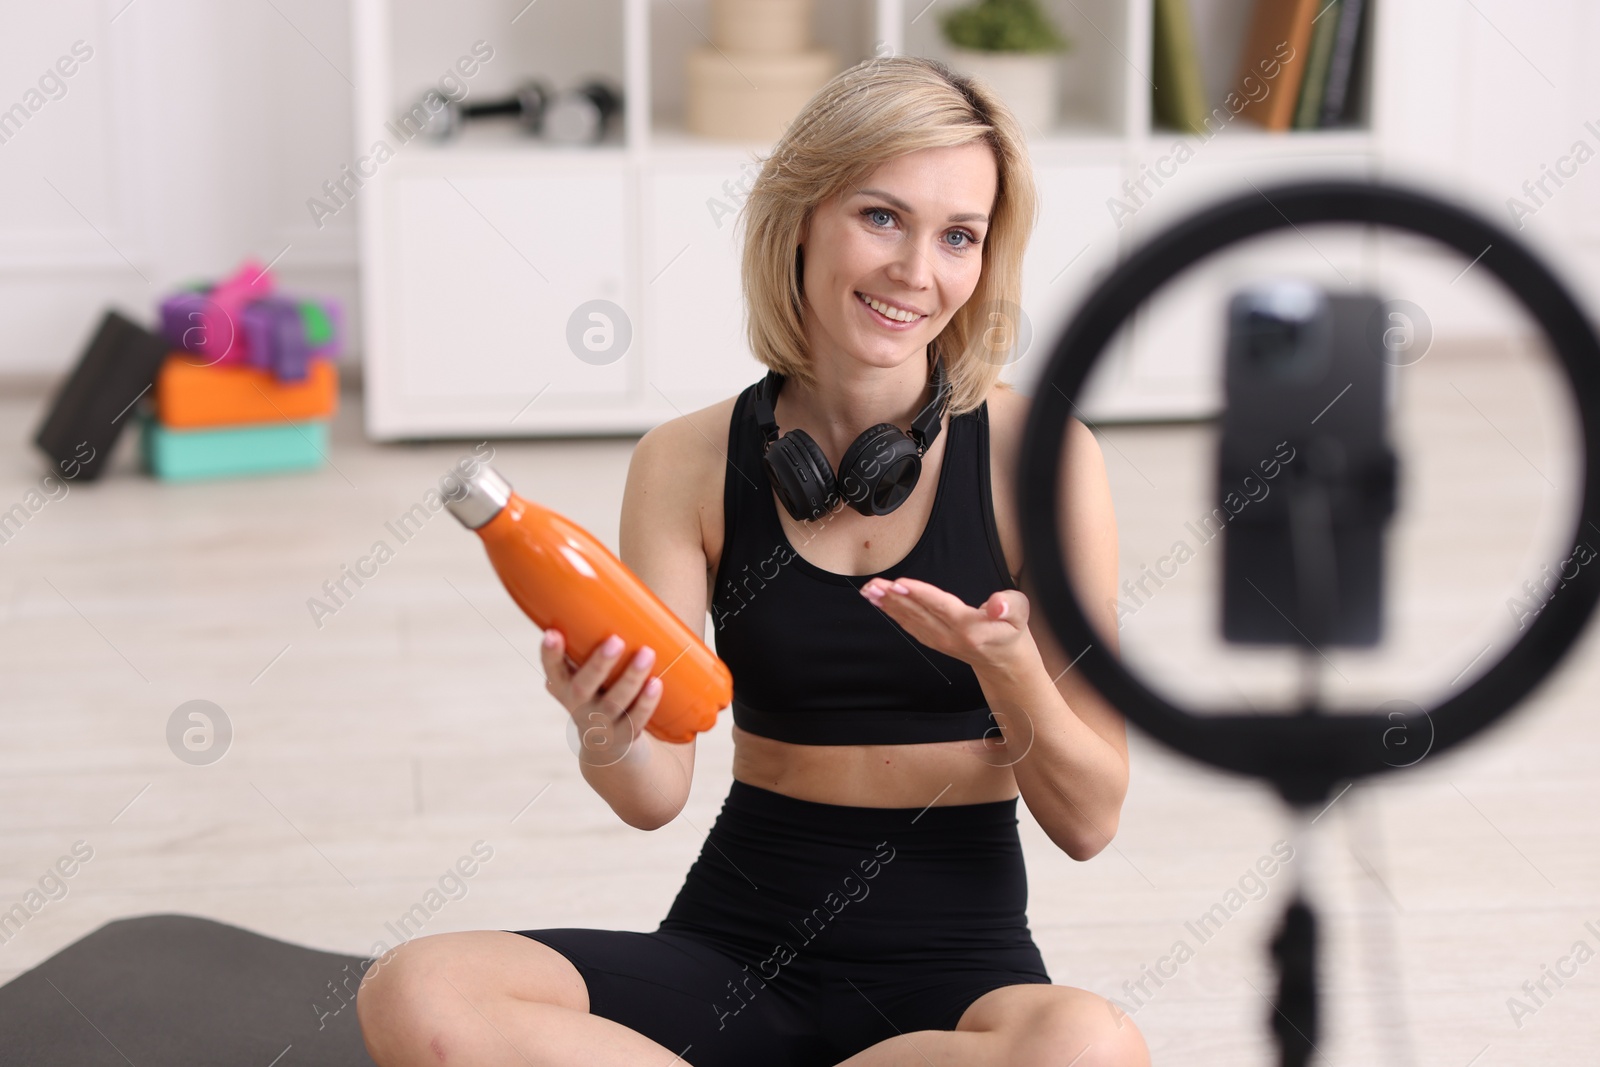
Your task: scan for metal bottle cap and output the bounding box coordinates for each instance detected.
[443,463,512,529]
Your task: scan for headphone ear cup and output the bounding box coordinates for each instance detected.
[839,424,922,517]
[764,428,838,521]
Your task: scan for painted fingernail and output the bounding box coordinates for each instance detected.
[632,646,655,668]
[543,631,559,648]
[602,635,624,655]
[890,582,910,594]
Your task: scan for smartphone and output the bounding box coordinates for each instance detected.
[1217,280,1397,647]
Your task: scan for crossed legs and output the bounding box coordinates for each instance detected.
[357,930,1150,1067]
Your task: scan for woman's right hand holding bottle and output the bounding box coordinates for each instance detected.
[540,629,663,768]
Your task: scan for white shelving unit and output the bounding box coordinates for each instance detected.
[351,0,1385,439]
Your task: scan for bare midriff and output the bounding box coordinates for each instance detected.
[730,723,1021,808]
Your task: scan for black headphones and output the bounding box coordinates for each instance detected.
[752,349,952,522]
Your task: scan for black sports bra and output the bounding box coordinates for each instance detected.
[709,378,1019,745]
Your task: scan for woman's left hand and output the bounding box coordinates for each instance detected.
[859,577,1034,675]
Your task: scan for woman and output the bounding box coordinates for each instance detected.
[358,55,1146,1067]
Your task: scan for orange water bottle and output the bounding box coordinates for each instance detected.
[443,463,731,743]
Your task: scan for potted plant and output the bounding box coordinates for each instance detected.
[940,0,1071,135]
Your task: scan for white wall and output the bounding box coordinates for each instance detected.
[0,0,1596,381]
[1374,0,1600,337]
[0,0,359,380]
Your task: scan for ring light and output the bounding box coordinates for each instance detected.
[1019,180,1600,806]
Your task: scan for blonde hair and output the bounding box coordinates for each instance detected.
[738,54,1038,417]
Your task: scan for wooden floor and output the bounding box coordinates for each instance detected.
[1,339,1596,1063]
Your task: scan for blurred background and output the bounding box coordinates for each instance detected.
[2,0,1598,1063]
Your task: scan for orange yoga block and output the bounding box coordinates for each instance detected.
[156,354,337,429]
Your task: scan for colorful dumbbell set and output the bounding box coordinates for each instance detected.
[142,259,344,482]
[32,258,346,485]
[155,261,343,381]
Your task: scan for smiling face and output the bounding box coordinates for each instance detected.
[797,141,998,373]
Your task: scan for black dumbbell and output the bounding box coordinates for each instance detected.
[412,79,551,142]
[542,80,623,144]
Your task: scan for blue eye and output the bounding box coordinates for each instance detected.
[863,207,894,227]
[945,230,978,249]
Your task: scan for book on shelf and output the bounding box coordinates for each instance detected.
[1293,0,1343,129]
[1318,0,1367,127]
[1234,0,1321,131]
[1152,0,1208,134]
[1147,0,1370,135]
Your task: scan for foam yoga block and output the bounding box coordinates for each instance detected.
[0,914,376,1066]
[142,411,329,481]
[156,354,338,429]
[33,310,170,482]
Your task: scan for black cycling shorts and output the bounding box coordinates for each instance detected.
[510,777,1051,1067]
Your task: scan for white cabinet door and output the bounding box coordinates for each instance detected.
[641,163,760,416]
[376,165,632,434]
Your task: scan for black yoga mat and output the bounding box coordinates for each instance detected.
[0,914,375,1066]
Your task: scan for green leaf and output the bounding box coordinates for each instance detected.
[941,0,1072,53]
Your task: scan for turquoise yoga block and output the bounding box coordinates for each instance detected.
[142,413,329,482]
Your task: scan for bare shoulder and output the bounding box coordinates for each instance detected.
[983,380,1028,469]
[981,383,1028,579]
[981,382,1106,582]
[635,394,740,475]
[983,381,1099,468]
[628,393,742,564]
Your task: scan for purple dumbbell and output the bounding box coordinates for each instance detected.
[160,289,246,366]
[242,298,314,381]
[302,298,342,360]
